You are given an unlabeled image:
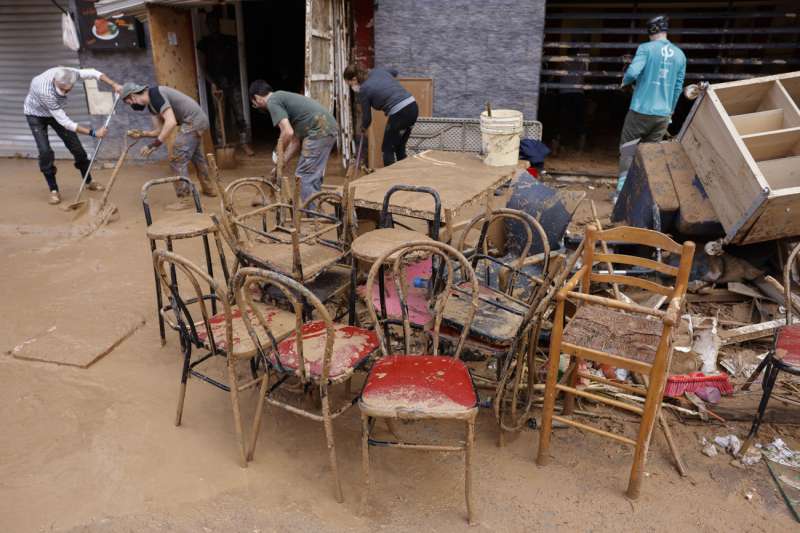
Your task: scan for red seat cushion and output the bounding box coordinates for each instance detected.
[271,320,379,379]
[775,324,800,366]
[360,355,478,417]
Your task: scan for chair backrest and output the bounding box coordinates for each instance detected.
[141,176,202,226]
[232,266,336,383]
[152,249,232,354]
[582,225,694,304]
[365,240,479,359]
[455,207,551,299]
[785,241,800,325]
[380,185,442,240]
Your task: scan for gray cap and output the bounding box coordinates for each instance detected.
[120,82,148,99]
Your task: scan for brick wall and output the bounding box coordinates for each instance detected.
[374,0,545,120]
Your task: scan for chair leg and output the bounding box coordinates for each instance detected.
[361,413,371,513]
[247,366,270,462]
[175,335,192,426]
[212,231,231,284]
[562,357,580,416]
[150,238,166,346]
[227,359,248,468]
[626,382,664,499]
[349,256,358,326]
[740,351,771,391]
[465,416,476,525]
[537,302,565,466]
[201,234,217,316]
[322,393,344,503]
[740,361,779,457]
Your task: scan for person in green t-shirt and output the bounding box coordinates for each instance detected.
[249,80,338,201]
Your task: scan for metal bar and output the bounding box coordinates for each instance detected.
[544,55,800,65]
[546,10,797,20]
[545,27,800,35]
[543,41,800,50]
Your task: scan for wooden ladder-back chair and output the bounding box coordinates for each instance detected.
[152,249,295,467]
[740,241,800,456]
[537,225,695,499]
[359,240,480,524]
[234,267,380,503]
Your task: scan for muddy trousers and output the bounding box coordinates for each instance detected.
[382,101,418,166]
[26,114,93,193]
[170,129,210,197]
[617,109,670,194]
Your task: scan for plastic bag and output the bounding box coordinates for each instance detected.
[62,13,80,51]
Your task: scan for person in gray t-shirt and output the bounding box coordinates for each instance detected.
[121,82,214,209]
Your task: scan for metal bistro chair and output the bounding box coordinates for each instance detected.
[537,225,694,499]
[349,185,442,327]
[143,176,230,345]
[152,250,295,467]
[740,241,800,456]
[235,266,380,503]
[359,240,480,524]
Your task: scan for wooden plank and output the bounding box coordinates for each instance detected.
[720,317,798,345]
[757,81,800,128]
[555,384,644,414]
[730,109,784,135]
[147,4,212,156]
[593,253,680,276]
[366,77,434,169]
[350,150,519,221]
[741,190,800,243]
[758,156,800,190]
[742,127,800,161]
[715,81,772,115]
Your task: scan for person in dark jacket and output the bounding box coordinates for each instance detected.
[344,65,418,166]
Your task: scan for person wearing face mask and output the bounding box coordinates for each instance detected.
[24,67,121,205]
[120,82,215,211]
[343,64,418,166]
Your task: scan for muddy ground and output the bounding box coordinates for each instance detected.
[0,155,797,532]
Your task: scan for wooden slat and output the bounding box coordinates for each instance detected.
[720,317,798,345]
[593,253,679,276]
[555,384,644,414]
[568,291,666,319]
[577,371,646,396]
[590,273,674,296]
[552,415,636,446]
[594,226,684,253]
[562,342,653,375]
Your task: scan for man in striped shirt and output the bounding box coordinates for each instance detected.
[24,67,121,205]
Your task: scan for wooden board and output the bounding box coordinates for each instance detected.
[759,156,800,190]
[305,0,334,112]
[742,127,800,161]
[350,150,520,221]
[146,4,213,156]
[730,109,784,135]
[366,77,433,169]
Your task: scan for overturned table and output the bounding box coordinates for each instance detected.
[349,150,522,223]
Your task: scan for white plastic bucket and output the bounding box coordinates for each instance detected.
[480,109,523,166]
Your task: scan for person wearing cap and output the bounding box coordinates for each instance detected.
[120,82,215,210]
[616,15,686,199]
[343,64,418,166]
[248,80,338,202]
[24,67,121,205]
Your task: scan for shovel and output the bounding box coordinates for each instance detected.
[212,89,237,169]
[71,135,140,236]
[63,94,120,212]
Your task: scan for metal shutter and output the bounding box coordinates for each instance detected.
[0,0,91,157]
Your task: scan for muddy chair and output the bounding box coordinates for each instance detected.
[142,176,230,345]
[537,225,694,499]
[234,266,380,503]
[740,241,800,456]
[359,240,480,524]
[152,250,295,467]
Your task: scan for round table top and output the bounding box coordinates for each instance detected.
[146,212,216,240]
[351,227,433,263]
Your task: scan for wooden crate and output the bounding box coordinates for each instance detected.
[680,71,800,244]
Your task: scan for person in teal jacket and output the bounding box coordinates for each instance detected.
[616,15,686,197]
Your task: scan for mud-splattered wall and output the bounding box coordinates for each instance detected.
[374,0,545,120]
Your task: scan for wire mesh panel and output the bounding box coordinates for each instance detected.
[407,117,543,155]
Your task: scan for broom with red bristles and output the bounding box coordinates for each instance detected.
[664,372,734,398]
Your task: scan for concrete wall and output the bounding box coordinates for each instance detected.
[374,0,545,120]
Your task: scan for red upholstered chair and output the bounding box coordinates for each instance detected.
[358,240,480,524]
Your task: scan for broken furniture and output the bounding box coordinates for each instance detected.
[142,176,230,345]
[209,156,352,319]
[537,225,695,499]
[740,241,800,456]
[679,71,800,246]
[359,241,480,524]
[235,266,379,503]
[612,142,724,239]
[152,250,295,467]
[350,185,441,328]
